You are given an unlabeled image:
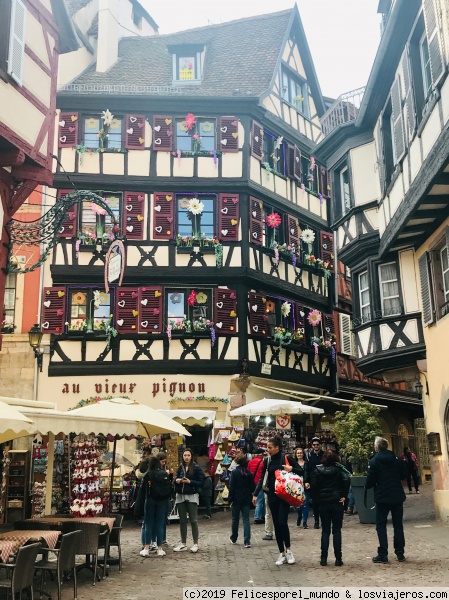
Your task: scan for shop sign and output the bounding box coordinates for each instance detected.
[427,432,441,455]
[104,240,126,293]
[220,430,230,439]
[233,422,244,432]
[276,415,291,430]
[214,420,227,429]
[61,378,206,397]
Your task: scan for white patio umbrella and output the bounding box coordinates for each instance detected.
[229,398,324,417]
[0,399,35,444]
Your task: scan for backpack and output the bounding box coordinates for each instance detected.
[150,469,172,499]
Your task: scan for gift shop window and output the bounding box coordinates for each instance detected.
[263,130,286,175]
[264,296,294,337]
[176,117,216,152]
[82,115,123,149]
[177,194,215,240]
[80,192,121,244]
[69,288,111,331]
[166,288,212,331]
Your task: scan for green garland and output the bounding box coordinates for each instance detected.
[68,395,130,411]
[168,395,228,404]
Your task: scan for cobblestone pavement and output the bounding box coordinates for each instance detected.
[66,485,448,600]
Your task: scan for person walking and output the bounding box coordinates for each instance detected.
[366,437,408,563]
[252,434,301,566]
[311,450,350,567]
[157,451,173,545]
[306,437,324,529]
[173,448,204,553]
[294,447,310,529]
[140,456,173,557]
[200,469,213,519]
[400,447,420,494]
[229,456,255,548]
[248,448,265,524]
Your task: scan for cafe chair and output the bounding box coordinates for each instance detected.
[61,521,105,585]
[95,523,111,579]
[35,530,81,600]
[102,514,123,574]
[0,542,41,600]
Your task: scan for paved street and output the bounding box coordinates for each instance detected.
[67,484,449,600]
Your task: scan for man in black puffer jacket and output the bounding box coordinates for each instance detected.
[366,437,407,564]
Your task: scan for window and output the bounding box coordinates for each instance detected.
[381,101,395,187]
[3,272,17,330]
[175,117,216,152]
[440,245,449,306]
[262,131,286,174]
[83,116,123,149]
[172,47,203,82]
[264,296,294,336]
[379,262,401,316]
[419,33,432,98]
[421,236,449,322]
[166,288,212,330]
[359,271,370,323]
[80,192,121,243]
[264,207,285,247]
[300,155,319,194]
[69,288,111,331]
[177,194,215,239]
[281,68,309,117]
[334,164,352,219]
[0,0,26,85]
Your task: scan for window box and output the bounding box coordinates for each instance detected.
[67,331,85,339]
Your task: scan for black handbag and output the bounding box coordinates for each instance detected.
[133,480,147,517]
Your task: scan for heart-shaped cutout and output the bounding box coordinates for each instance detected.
[126,204,132,211]
[118,300,125,308]
[300,311,305,317]
[221,207,228,214]
[57,309,63,316]
[165,118,172,125]
[154,138,162,145]
[154,125,161,132]
[167,217,173,223]
[127,128,133,134]
[252,232,258,238]
[230,310,237,317]
[216,322,223,329]
[141,321,148,328]
[43,300,51,308]
[232,198,238,204]
[138,194,144,201]
[231,120,238,126]
[295,156,300,162]
[155,291,161,297]
[166,195,172,201]
[254,136,259,142]
[132,292,138,298]
[221,139,227,145]
[42,322,50,329]
[154,205,161,212]
[60,136,67,143]
[131,325,136,329]
[291,228,295,234]
[71,115,77,122]
[117,319,124,326]
[59,120,65,127]
[231,219,238,226]
[141,299,148,306]
[166,130,172,137]
[220,126,228,133]
[252,211,257,217]
[251,305,258,312]
[153,308,160,315]
[155,226,162,233]
[58,291,65,298]
[129,116,137,123]
[166,230,171,235]
[138,137,144,144]
[59,227,65,233]
[221,229,228,236]
[232,132,238,138]
[132,310,138,317]
[137,215,144,221]
[126,225,134,232]
[253,325,258,332]
[138,122,144,128]
[120,292,125,297]
[69,126,76,133]
[216,302,223,309]
[230,293,236,300]
[326,327,331,333]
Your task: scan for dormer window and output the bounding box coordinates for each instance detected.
[170,44,204,83]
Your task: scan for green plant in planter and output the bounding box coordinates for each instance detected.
[333,395,381,475]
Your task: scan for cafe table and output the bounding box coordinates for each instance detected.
[0,529,61,550]
[0,539,21,563]
[27,516,116,532]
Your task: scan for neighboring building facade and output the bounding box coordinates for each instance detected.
[316,0,449,518]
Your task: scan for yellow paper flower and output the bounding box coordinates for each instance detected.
[196,292,207,304]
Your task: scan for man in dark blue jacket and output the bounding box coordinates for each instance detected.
[306,437,324,529]
[366,436,407,563]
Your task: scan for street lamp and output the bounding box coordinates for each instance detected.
[28,323,43,372]
[414,381,423,400]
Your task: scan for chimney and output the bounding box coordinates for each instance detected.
[96,0,119,73]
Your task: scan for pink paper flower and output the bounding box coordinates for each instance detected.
[185,113,196,130]
[91,203,106,216]
[266,213,282,228]
[307,310,322,327]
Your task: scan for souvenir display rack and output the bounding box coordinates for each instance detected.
[255,428,297,453]
[4,449,30,523]
[70,434,104,516]
[210,426,241,508]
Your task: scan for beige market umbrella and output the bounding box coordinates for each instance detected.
[229,398,324,417]
[0,399,35,444]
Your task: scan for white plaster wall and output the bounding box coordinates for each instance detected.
[399,248,420,314]
[421,106,442,160]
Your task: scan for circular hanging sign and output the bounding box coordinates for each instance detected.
[276,415,291,430]
[104,240,126,293]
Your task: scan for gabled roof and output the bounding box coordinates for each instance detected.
[63,9,294,97]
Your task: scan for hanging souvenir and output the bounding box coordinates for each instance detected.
[220,469,230,482]
[215,463,223,475]
[228,429,240,442]
[209,463,216,477]
[215,491,225,505]
[215,480,224,491]
[222,485,229,500]
[228,444,238,458]
[221,453,231,466]
[236,438,247,449]
[214,448,223,461]
[214,431,223,444]
[208,444,216,460]
[207,431,213,447]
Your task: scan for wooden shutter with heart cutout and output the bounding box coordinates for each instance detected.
[251,120,264,160]
[123,191,145,240]
[249,292,267,338]
[58,112,78,147]
[57,190,78,238]
[319,166,331,198]
[115,287,139,333]
[139,286,163,333]
[152,115,173,151]
[249,197,263,246]
[214,288,237,335]
[294,303,306,341]
[320,231,334,271]
[218,194,239,242]
[153,192,174,240]
[294,146,302,181]
[286,215,301,249]
[323,314,336,337]
[125,115,145,150]
[219,116,239,152]
[41,287,66,334]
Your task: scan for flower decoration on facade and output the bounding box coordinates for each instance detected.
[187,290,197,306]
[266,212,282,229]
[167,323,172,343]
[101,110,114,126]
[185,113,196,130]
[169,292,182,304]
[73,292,86,305]
[300,228,315,244]
[91,203,106,216]
[273,326,292,347]
[274,135,284,149]
[196,292,207,304]
[281,301,291,318]
[93,290,102,310]
[168,395,229,404]
[188,198,204,215]
[307,309,322,327]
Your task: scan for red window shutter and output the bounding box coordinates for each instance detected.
[294,303,306,331]
[57,190,78,238]
[139,286,163,333]
[286,214,301,249]
[125,114,145,150]
[214,288,237,335]
[323,314,336,336]
[249,292,267,338]
[294,146,302,181]
[41,287,66,334]
[319,166,331,198]
[152,115,173,151]
[123,191,145,240]
[320,231,334,271]
[286,144,295,178]
[219,116,239,153]
[153,192,174,240]
[249,197,263,245]
[251,120,264,160]
[58,112,78,148]
[115,287,139,333]
[218,194,239,242]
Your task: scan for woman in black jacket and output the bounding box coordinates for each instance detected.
[311,450,351,567]
[253,435,302,566]
[294,447,310,528]
[173,448,204,554]
[229,456,255,548]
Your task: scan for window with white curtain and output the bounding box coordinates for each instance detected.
[359,271,370,323]
[379,262,401,316]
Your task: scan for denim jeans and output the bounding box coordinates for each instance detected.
[203,496,212,517]
[348,486,355,508]
[143,496,167,546]
[254,490,265,521]
[296,489,310,523]
[230,503,251,545]
[375,502,405,558]
[319,502,344,560]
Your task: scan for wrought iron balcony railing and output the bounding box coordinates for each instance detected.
[320,87,365,138]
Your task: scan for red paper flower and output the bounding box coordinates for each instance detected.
[187,290,197,306]
[266,213,282,229]
[185,113,196,130]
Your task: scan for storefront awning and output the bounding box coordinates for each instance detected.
[158,409,216,426]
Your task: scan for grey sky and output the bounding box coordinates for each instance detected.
[145,0,381,99]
